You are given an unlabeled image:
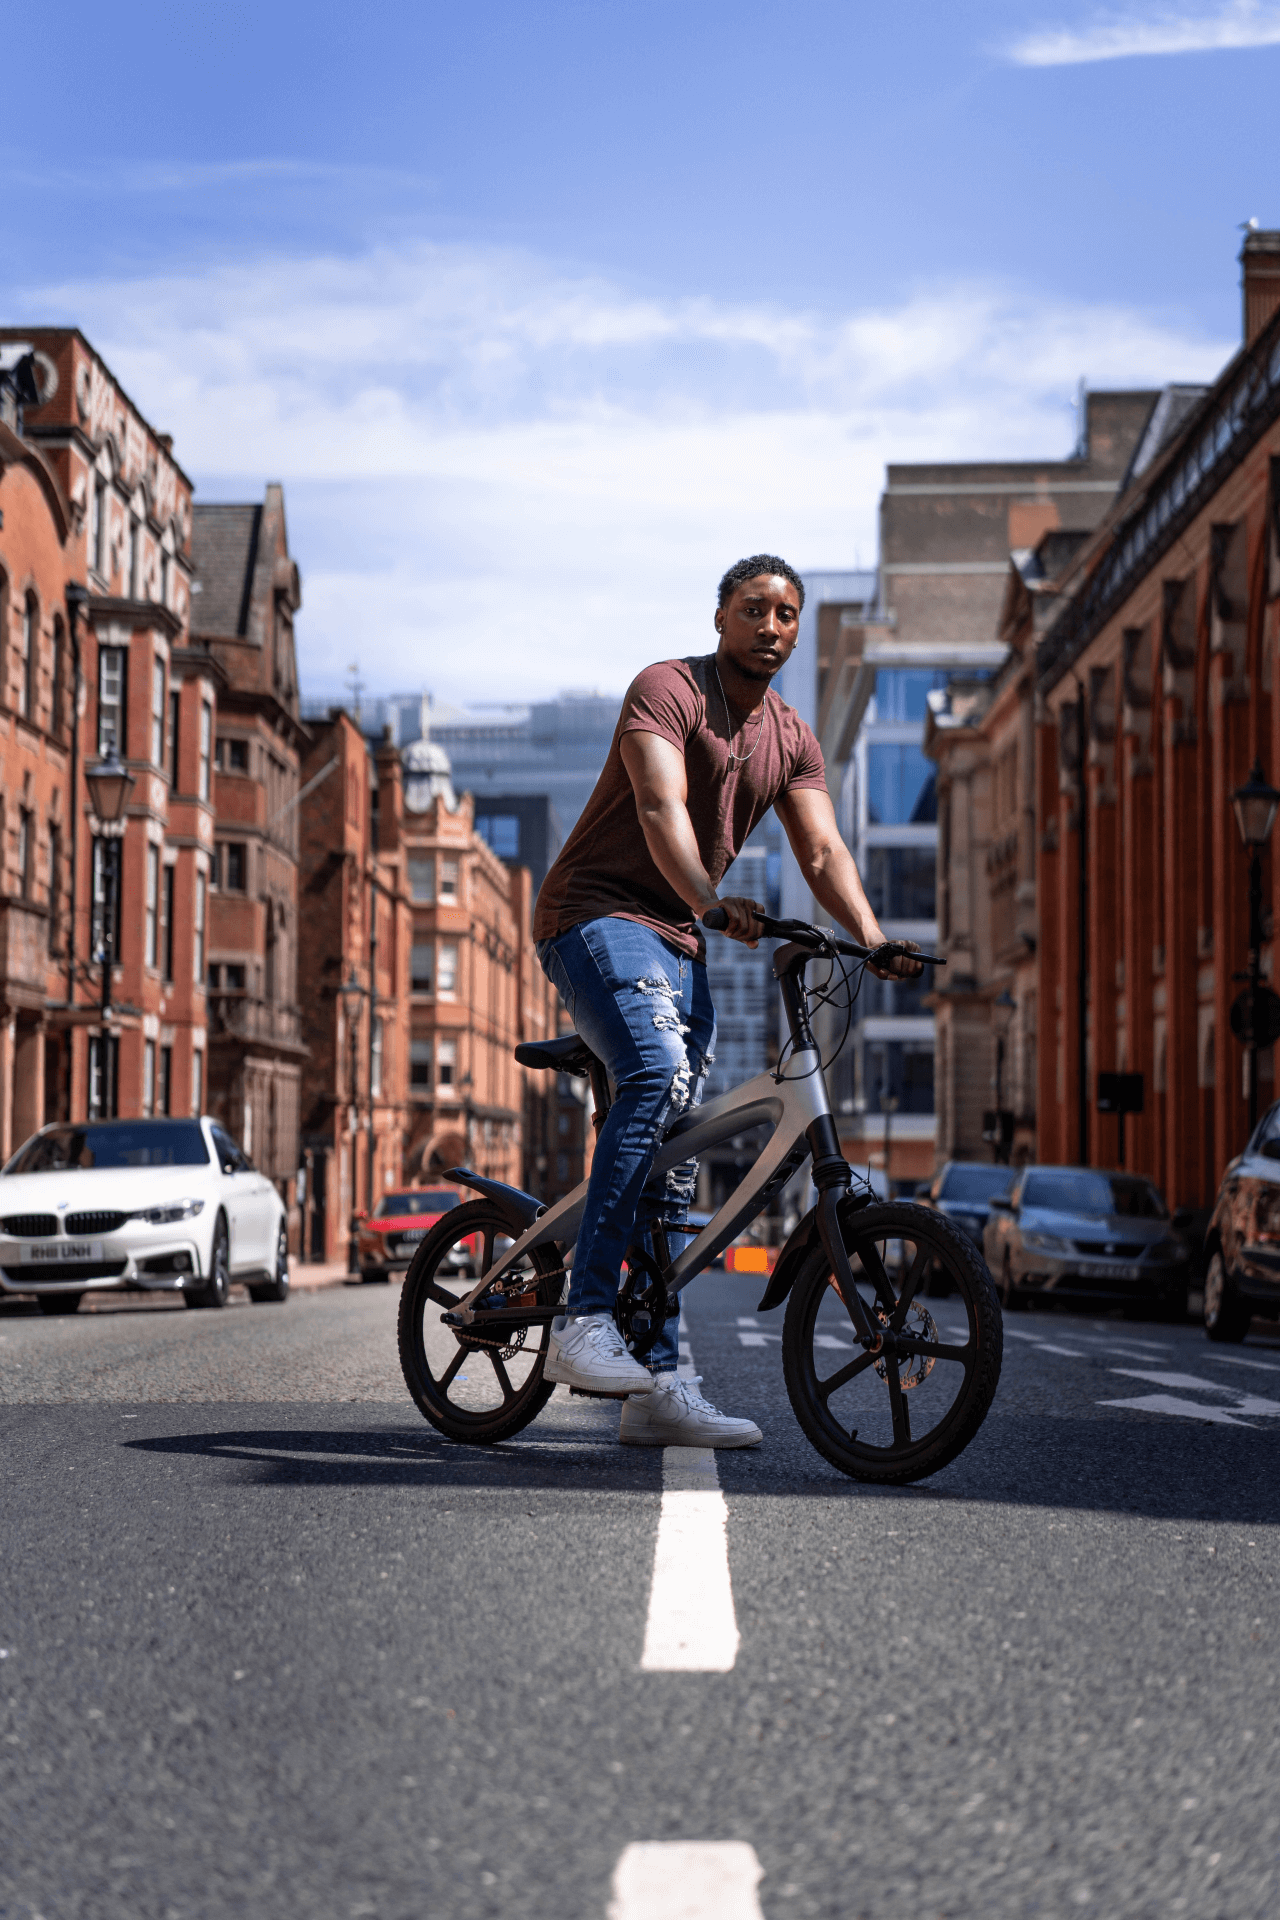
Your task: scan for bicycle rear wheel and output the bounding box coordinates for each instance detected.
[782,1200,1002,1485]
[398,1201,566,1443]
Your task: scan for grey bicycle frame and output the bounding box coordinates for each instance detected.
[447,1048,833,1311]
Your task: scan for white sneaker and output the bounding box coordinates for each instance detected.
[544,1315,656,1396]
[619,1373,762,1448]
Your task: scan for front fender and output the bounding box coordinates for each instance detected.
[755,1207,821,1313]
[445,1166,542,1236]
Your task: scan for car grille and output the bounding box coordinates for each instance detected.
[66,1211,131,1236]
[1073,1239,1144,1258]
[0,1214,58,1238]
[3,1260,128,1283]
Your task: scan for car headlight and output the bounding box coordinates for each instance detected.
[135,1199,205,1225]
[1023,1231,1071,1254]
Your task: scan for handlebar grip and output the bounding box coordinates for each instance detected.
[702,907,729,931]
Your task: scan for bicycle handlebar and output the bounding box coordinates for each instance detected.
[701,905,945,966]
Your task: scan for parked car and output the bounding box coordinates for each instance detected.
[983,1164,1189,1318]
[354,1187,465,1282]
[1203,1099,1280,1341]
[0,1116,287,1314]
[917,1161,1015,1248]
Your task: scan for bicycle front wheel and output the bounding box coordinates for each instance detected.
[782,1201,1002,1485]
[398,1201,566,1443]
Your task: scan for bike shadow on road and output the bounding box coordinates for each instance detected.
[120,1403,1280,1525]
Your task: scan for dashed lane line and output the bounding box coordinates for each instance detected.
[1098,1392,1258,1426]
[609,1842,765,1919]
[638,1330,739,1674]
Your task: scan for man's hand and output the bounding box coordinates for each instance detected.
[869,938,923,982]
[707,895,767,947]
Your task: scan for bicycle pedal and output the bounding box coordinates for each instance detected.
[568,1385,632,1400]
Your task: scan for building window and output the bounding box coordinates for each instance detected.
[21,593,37,722]
[161,863,175,981]
[90,838,121,961]
[476,814,520,858]
[145,844,159,968]
[97,644,126,757]
[408,855,435,902]
[194,871,206,983]
[191,1047,203,1117]
[143,1040,156,1117]
[371,1017,384,1098]
[168,689,181,786]
[866,744,937,826]
[47,825,61,954]
[410,942,434,992]
[88,1035,119,1121]
[410,1039,432,1089]
[128,516,140,599]
[220,842,246,891]
[50,616,64,739]
[439,858,459,899]
[151,658,165,765]
[437,1037,456,1087]
[91,476,106,575]
[216,736,249,772]
[864,846,937,922]
[438,942,458,993]
[159,1045,172,1117]
[198,701,212,801]
[16,809,32,898]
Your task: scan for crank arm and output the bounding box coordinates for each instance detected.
[816,1188,878,1346]
[441,1304,559,1330]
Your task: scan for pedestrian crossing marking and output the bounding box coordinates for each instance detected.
[609,1842,764,1919]
[1099,1393,1257,1427]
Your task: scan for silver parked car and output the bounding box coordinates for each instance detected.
[983,1164,1190,1319]
[917,1161,1015,1248]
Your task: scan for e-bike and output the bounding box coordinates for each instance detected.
[397,912,1002,1484]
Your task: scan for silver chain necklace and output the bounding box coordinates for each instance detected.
[712,661,767,764]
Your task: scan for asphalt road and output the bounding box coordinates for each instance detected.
[3,1277,1278,1920]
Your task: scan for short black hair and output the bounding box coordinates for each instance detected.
[717,554,805,611]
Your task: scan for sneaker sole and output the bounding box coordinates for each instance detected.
[545,1359,656,1395]
[618,1427,762,1448]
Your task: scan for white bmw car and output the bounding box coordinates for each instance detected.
[0,1116,288,1315]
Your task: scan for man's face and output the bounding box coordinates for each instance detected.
[714,574,801,683]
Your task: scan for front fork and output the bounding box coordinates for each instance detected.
[808,1114,881,1349]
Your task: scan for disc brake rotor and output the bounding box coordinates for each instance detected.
[875,1298,938,1390]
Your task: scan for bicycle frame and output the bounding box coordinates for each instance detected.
[445,940,884,1348]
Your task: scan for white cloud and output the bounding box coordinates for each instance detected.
[17,241,1231,703]
[1009,0,1280,65]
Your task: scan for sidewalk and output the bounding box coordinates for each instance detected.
[291,1258,365,1294]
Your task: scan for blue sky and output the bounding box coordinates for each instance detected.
[3,1,1273,702]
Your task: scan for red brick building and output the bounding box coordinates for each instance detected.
[928,231,1280,1209]
[191,489,307,1227]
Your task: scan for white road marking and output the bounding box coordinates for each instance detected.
[1109,1368,1280,1414]
[608,1842,764,1920]
[735,1316,759,1328]
[1002,1328,1045,1342]
[737,1330,780,1347]
[639,1334,739,1674]
[1032,1343,1085,1358]
[1206,1354,1280,1372]
[1099,1393,1257,1427]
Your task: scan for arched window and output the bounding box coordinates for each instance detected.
[21,592,37,722]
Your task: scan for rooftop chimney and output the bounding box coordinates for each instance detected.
[1241,228,1280,346]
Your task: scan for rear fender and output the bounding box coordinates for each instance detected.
[756,1208,821,1312]
[444,1166,542,1236]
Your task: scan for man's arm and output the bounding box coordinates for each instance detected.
[619,731,763,943]
[775,784,922,979]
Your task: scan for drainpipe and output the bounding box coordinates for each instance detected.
[1076,676,1089,1167]
[64,584,89,1122]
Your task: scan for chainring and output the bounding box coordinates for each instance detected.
[614,1244,669,1359]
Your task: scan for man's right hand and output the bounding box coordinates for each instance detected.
[705,896,767,947]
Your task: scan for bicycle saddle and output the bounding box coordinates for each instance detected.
[513,1033,601,1078]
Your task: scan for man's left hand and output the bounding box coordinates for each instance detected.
[869,938,923,982]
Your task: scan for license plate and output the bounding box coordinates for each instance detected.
[1080,1260,1135,1281]
[20,1240,103,1263]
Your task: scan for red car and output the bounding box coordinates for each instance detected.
[355,1187,465,1283]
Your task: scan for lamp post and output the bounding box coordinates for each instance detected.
[83,749,134,1123]
[992,989,1016,1165]
[338,970,366,1271]
[879,1085,899,1193]
[1230,760,1280,1133]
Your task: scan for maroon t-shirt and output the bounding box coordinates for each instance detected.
[534,655,827,959]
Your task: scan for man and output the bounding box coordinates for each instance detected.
[533,554,919,1446]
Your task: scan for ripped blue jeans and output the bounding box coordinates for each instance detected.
[537,917,716,1373]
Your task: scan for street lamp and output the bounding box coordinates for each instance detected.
[84,750,135,1030]
[338,970,366,1271]
[990,989,1016,1166]
[1230,760,1280,1132]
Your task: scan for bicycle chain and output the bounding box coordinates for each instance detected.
[455,1266,570,1362]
